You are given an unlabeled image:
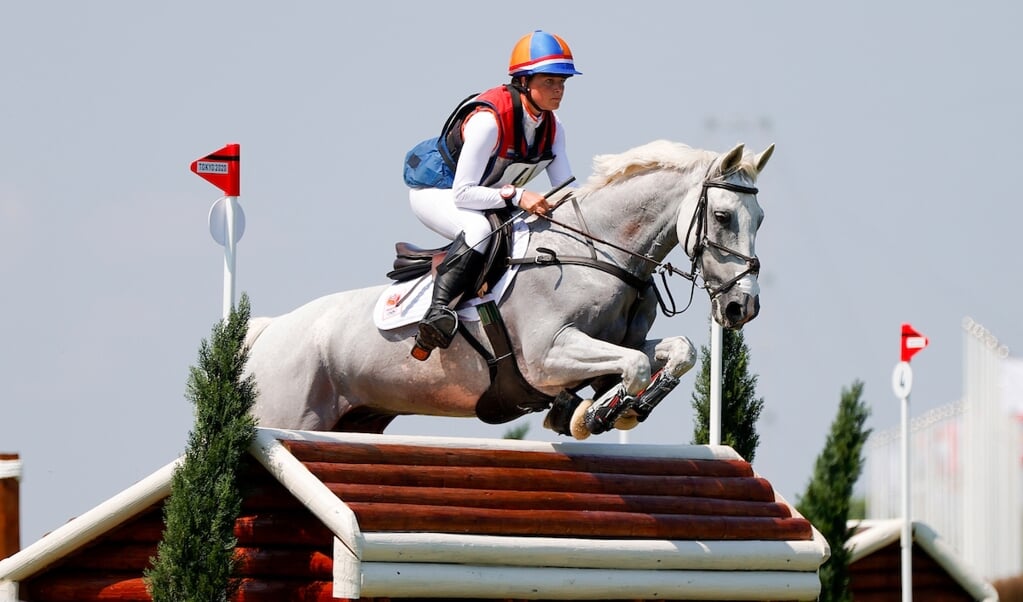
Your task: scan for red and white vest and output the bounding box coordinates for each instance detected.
[440,85,557,187]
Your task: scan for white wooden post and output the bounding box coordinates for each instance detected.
[710,320,722,446]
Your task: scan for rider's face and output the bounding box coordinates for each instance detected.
[527,75,568,111]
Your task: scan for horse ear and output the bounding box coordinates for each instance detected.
[719,143,745,175]
[754,144,775,174]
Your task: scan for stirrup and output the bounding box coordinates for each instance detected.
[412,307,459,360]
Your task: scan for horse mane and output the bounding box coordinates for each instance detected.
[577,140,758,195]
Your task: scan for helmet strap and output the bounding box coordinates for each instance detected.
[509,78,544,116]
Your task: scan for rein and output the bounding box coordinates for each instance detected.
[520,176,760,317]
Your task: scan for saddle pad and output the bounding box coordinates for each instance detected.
[373,219,530,331]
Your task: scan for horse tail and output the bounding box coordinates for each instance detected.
[244,316,273,351]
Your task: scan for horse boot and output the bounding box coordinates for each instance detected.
[411,235,484,361]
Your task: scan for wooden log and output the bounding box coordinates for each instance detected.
[59,542,158,571]
[321,482,792,518]
[282,439,754,478]
[850,564,973,593]
[56,543,332,579]
[232,547,333,578]
[359,532,826,572]
[101,509,332,547]
[232,512,334,546]
[102,510,166,543]
[344,502,813,540]
[239,479,305,511]
[303,461,776,501]
[232,579,335,602]
[21,575,336,601]
[0,453,20,560]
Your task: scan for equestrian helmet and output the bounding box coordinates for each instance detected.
[508,30,582,77]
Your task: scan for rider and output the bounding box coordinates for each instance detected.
[408,29,581,360]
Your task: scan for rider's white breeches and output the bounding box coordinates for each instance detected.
[409,188,491,252]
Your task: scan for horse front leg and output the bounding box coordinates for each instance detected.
[540,326,654,396]
[592,336,698,434]
[537,327,696,439]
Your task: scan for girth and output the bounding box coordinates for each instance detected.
[460,300,554,424]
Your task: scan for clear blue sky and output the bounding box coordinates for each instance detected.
[2,1,1021,545]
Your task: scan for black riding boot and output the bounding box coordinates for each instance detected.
[411,236,484,360]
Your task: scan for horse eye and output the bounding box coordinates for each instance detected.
[713,211,731,225]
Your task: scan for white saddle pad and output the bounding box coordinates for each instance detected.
[373,220,530,331]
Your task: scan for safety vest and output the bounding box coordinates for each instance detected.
[439,85,557,187]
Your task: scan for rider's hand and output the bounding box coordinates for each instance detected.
[518,190,550,215]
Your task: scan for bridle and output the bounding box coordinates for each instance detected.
[683,179,761,298]
[525,174,761,317]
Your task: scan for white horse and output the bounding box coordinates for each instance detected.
[244,140,773,438]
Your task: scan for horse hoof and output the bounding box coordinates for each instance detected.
[614,409,640,431]
[543,390,585,436]
[570,399,593,440]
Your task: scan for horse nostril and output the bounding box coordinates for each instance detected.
[725,301,744,324]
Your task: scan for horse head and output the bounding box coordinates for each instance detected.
[682,143,774,329]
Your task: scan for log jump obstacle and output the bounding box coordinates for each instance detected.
[0,428,828,601]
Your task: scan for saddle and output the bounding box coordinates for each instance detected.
[387,209,558,425]
[387,210,514,297]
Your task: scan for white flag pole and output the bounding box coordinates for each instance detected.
[207,195,245,320]
[710,319,722,446]
[900,382,912,602]
[893,360,914,602]
[222,196,239,319]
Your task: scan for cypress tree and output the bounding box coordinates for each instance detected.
[503,421,530,440]
[690,325,764,461]
[145,294,258,601]
[796,380,872,602]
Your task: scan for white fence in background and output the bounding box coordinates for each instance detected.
[864,317,1022,580]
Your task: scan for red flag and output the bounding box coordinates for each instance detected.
[900,323,929,362]
[190,143,240,196]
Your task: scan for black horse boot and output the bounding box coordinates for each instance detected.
[411,236,484,361]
